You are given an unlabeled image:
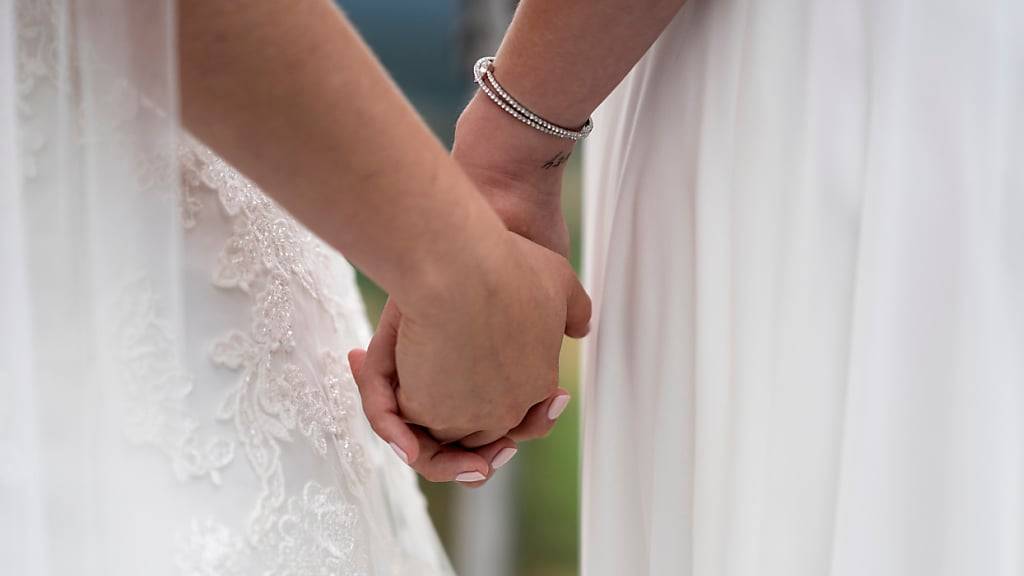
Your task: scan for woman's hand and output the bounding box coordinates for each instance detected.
[352,228,589,483]
[349,94,582,486]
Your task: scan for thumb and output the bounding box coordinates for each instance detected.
[563,273,592,339]
[348,348,367,375]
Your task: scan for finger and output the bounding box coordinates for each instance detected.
[507,389,571,442]
[409,427,491,484]
[365,299,401,375]
[474,436,519,472]
[348,348,367,376]
[457,436,519,488]
[349,348,417,463]
[563,273,592,339]
[349,304,419,464]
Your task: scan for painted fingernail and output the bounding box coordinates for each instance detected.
[547,395,571,420]
[455,471,487,483]
[491,447,518,470]
[389,442,408,464]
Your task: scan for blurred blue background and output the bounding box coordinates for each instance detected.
[337,2,584,575]
[340,1,466,143]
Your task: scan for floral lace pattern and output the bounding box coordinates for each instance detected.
[116,278,235,485]
[266,482,368,576]
[177,483,367,576]
[175,140,373,573]
[176,519,247,576]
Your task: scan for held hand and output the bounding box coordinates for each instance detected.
[352,230,590,483]
[350,333,572,485]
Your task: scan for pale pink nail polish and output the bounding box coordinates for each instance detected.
[389,442,408,464]
[455,471,486,483]
[547,395,570,420]
[491,447,518,470]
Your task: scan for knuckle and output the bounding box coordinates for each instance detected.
[364,414,388,438]
[371,425,395,445]
[397,392,450,430]
[495,403,531,431]
[494,412,521,432]
[416,412,454,434]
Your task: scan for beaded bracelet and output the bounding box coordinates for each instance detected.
[472,56,593,141]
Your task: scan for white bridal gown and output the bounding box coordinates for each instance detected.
[1,2,452,574]
[583,1,1024,575]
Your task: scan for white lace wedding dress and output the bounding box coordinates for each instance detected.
[1,2,453,574]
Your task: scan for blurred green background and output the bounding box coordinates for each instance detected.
[337,2,584,575]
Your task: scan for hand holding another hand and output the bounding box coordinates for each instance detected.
[351,227,588,484]
[351,90,585,485]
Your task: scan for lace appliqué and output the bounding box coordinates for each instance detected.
[180,143,365,466]
[176,141,371,573]
[177,483,368,576]
[209,337,360,459]
[116,278,235,484]
[176,518,247,576]
[267,482,368,576]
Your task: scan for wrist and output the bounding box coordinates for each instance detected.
[454,92,576,195]
[453,93,573,256]
[407,231,510,325]
[390,179,509,315]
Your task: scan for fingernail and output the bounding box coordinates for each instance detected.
[455,471,487,483]
[491,447,518,470]
[547,395,571,420]
[389,442,408,464]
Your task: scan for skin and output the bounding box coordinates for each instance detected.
[356,0,688,485]
[178,0,591,483]
[454,0,689,252]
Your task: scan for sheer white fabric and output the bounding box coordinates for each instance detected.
[583,1,1024,575]
[0,1,453,574]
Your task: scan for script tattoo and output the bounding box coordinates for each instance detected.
[542,151,572,170]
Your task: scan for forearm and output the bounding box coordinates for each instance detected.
[496,0,685,129]
[178,0,504,305]
[454,0,685,184]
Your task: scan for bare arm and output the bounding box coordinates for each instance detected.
[494,0,686,132]
[351,0,684,479]
[453,0,686,253]
[178,0,505,306]
[178,0,591,481]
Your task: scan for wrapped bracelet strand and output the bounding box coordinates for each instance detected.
[472,57,593,142]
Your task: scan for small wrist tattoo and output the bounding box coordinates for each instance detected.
[542,151,572,170]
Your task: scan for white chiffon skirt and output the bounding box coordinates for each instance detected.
[582,1,1024,575]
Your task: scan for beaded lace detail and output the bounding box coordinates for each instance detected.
[175,141,372,572]
[177,483,367,576]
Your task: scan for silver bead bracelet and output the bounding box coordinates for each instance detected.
[473,56,593,141]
